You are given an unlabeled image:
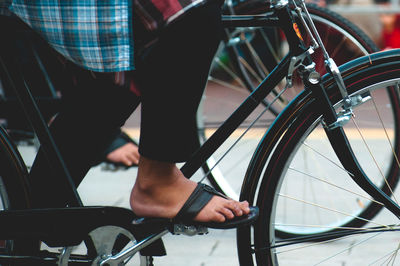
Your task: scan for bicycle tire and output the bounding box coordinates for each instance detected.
[238,49,400,265]
[202,2,379,207]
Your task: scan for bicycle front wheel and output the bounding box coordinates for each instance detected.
[243,50,400,265]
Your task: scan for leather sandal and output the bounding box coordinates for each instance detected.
[173,183,258,229]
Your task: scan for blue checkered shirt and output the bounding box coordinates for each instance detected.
[2,0,134,72]
[2,0,213,72]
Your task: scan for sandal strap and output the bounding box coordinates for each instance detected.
[174,183,227,222]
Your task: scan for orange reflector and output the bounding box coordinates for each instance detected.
[293,23,303,41]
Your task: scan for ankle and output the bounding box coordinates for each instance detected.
[135,156,182,191]
[132,179,157,196]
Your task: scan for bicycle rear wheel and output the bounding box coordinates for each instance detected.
[240,50,400,265]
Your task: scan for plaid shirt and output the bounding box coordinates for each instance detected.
[2,0,212,72]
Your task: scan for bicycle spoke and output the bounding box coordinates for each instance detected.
[260,225,400,256]
[208,76,246,92]
[288,167,383,205]
[239,56,264,83]
[274,223,387,231]
[351,117,399,204]
[277,193,389,228]
[383,242,400,266]
[301,141,354,177]
[326,33,347,62]
[370,96,400,169]
[243,37,269,76]
[311,231,396,266]
[276,231,373,257]
[213,56,247,89]
[259,29,281,62]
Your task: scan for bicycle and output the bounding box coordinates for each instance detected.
[0,0,400,265]
[0,0,383,241]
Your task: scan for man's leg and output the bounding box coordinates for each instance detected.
[130,2,250,222]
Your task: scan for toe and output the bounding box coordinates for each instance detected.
[225,200,243,217]
[240,201,250,214]
[214,212,226,222]
[219,207,235,220]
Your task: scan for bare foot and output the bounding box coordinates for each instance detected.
[106,142,139,166]
[130,156,250,223]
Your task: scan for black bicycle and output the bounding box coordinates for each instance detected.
[1,0,400,265]
[0,0,382,242]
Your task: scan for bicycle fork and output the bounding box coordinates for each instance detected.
[300,55,400,221]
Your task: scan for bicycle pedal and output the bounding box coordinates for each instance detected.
[172,224,209,236]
